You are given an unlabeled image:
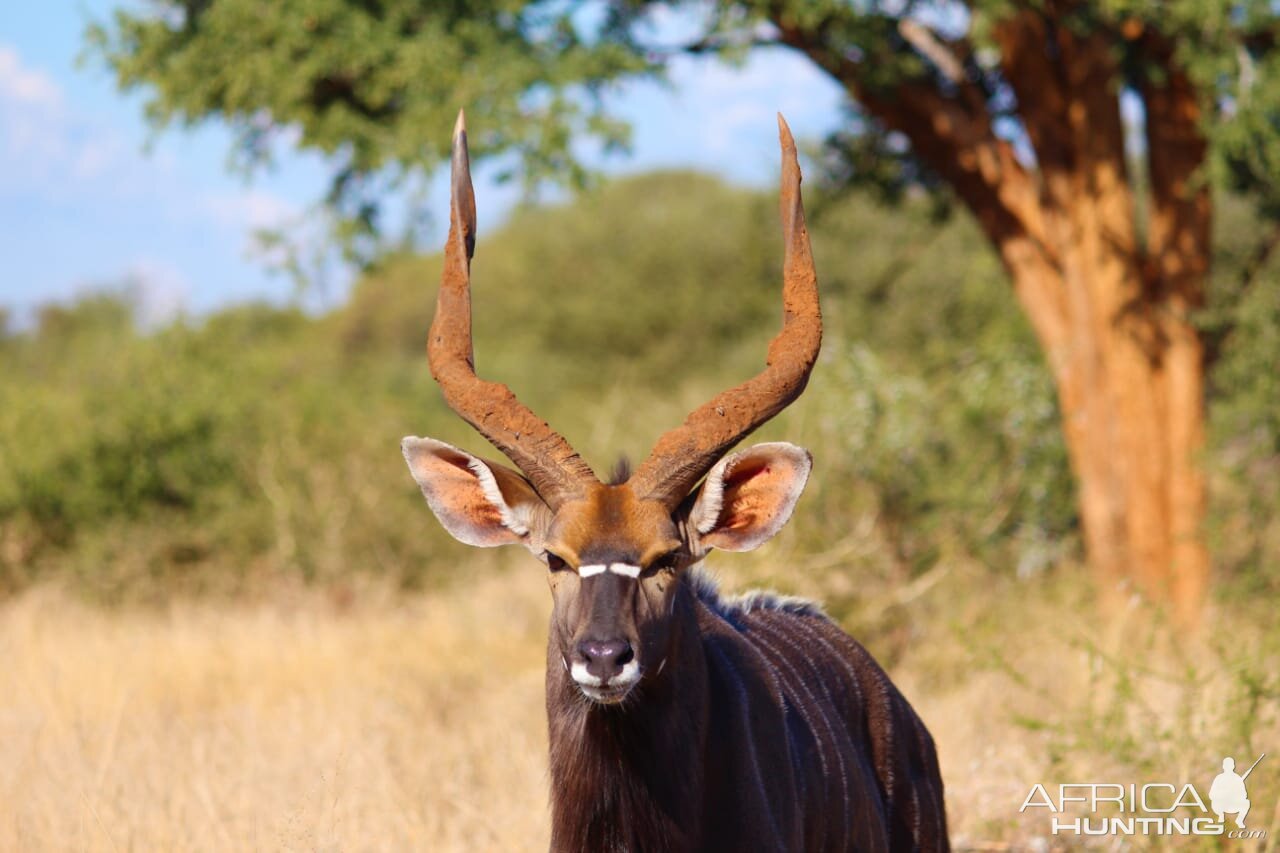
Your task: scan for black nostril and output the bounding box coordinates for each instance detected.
[578,639,633,675]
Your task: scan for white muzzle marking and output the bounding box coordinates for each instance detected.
[571,659,641,702]
[570,661,601,687]
[615,659,640,686]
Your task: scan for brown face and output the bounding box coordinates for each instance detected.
[541,486,684,704]
[404,438,814,707]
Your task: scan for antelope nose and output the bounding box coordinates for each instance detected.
[577,638,634,681]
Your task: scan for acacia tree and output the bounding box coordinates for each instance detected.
[90,1,1280,624]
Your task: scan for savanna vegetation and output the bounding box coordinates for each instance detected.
[2,172,1276,610]
[2,172,1278,848]
[0,174,1092,600]
[3,1,1274,846]
[88,0,1280,623]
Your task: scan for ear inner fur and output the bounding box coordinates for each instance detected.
[694,443,812,553]
[401,436,547,548]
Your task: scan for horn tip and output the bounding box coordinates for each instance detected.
[777,113,794,147]
[777,114,799,183]
[451,110,470,172]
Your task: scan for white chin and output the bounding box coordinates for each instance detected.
[577,682,636,704]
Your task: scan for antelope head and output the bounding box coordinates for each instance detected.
[403,112,821,705]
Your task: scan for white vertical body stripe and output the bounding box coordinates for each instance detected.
[577,563,641,578]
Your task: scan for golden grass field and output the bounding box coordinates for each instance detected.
[2,556,1277,852]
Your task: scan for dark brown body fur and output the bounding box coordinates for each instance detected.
[546,570,949,853]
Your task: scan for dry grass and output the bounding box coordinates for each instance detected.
[2,560,1277,851]
[0,570,551,851]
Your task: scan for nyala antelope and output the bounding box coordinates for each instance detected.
[403,111,949,852]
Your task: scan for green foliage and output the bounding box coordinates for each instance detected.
[0,174,1054,598]
[1,173,1275,603]
[802,339,1074,582]
[2,302,229,534]
[84,0,653,250]
[343,172,782,389]
[85,1,1280,243]
[1203,194,1280,597]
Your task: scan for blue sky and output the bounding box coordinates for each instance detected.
[0,4,845,324]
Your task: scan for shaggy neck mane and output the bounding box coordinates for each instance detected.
[546,577,708,853]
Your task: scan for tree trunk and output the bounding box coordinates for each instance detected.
[993,19,1212,627]
[1003,236,1210,627]
[777,9,1213,625]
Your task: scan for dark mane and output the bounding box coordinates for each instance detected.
[687,565,827,620]
[608,456,632,485]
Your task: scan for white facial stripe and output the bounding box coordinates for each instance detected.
[577,563,640,578]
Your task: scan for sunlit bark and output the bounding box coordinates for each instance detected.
[779,9,1211,626]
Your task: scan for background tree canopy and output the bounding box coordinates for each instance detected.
[85,2,1280,233]
[85,0,1280,624]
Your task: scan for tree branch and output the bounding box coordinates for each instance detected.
[897,19,964,86]
[1135,26,1210,310]
[771,18,1042,244]
[769,10,1070,355]
[673,33,776,56]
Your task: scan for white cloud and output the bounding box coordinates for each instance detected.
[72,135,127,179]
[123,257,190,328]
[702,100,774,155]
[203,188,300,231]
[680,48,842,126]
[0,42,128,193]
[0,45,62,108]
[0,44,312,244]
[638,48,845,180]
[0,41,325,319]
[633,3,710,48]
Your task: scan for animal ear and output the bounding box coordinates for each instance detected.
[402,437,551,549]
[689,442,812,553]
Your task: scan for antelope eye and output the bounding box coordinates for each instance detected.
[647,550,681,574]
[546,552,570,573]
